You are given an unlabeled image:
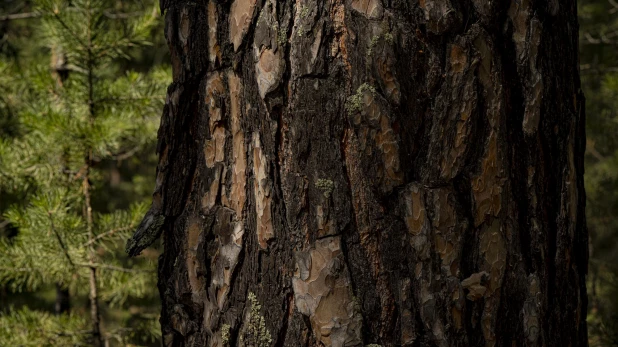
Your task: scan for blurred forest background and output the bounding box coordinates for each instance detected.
[0,0,617,346]
[581,0,618,345]
[0,0,169,345]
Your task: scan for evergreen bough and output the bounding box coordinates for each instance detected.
[0,0,169,345]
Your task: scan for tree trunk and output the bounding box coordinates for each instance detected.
[154,0,587,345]
[54,284,70,314]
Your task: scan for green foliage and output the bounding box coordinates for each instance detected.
[580,0,618,345]
[0,307,89,346]
[0,0,169,345]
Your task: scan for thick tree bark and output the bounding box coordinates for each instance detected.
[154,0,587,345]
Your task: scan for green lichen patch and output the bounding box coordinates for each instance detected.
[345,83,376,116]
[384,32,394,44]
[240,292,272,347]
[221,323,231,345]
[300,5,310,19]
[367,21,395,57]
[278,28,288,47]
[367,35,381,57]
[315,178,335,198]
[297,26,305,37]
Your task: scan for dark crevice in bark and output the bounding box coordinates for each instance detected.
[452,173,483,345]
[337,149,367,342]
[161,75,207,219]
[501,20,533,275]
[228,319,242,347]
[300,314,313,344]
[233,0,267,74]
[198,211,217,286]
[338,135,386,343]
[411,307,429,347]
[494,17,533,345]
[216,1,233,71]
[228,225,247,301]
[157,216,179,340]
[538,54,562,344]
[274,292,293,347]
[539,123,558,342]
[544,143,561,339]
[256,246,263,283]
[271,106,290,241]
[270,0,294,259]
[460,2,474,34]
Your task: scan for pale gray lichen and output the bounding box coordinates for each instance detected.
[384,32,394,44]
[243,292,272,347]
[315,178,335,198]
[221,323,231,345]
[345,83,376,116]
[367,22,395,57]
[278,28,287,47]
[367,35,380,57]
[268,22,287,47]
[367,33,394,56]
[300,5,310,19]
[258,9,267,24]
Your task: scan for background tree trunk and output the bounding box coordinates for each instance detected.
[54,284,70,315]
[154,0,587,345]
[51,45,71,318]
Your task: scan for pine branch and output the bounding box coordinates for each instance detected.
[0,307,89,346]
[96,96,166,102]
[102,10,144,19]
[0,10,145,22]
[46,9,87,49]
[47,211,75,267]
[75,262,155,274]
[0,12,39,21]
[81,225,133,247]
[0,267,41,273]
[610,0,618,14]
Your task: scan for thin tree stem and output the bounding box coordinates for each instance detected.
[76,262,156,274]
[84,1,102,345]
[84,175,102,346]
[47,212,74,267]
[81,225,134,247]
[0,12,39,21]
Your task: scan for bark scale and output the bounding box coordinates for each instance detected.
[154,0,587,346]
